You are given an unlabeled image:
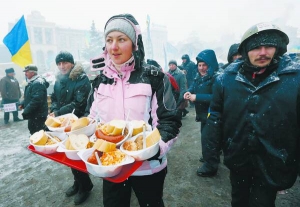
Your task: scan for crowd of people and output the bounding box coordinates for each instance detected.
[1,13,300,207]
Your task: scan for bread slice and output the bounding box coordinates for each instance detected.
[71,117,89,131]
[67,134,89,150]
[93,139,116,152]
[131,120,146,136]
[146,128,161,148]
[45,116,62,127]
[106,120,126,135]
[30,130,48,145]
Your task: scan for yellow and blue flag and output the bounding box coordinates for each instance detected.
[3,15,33,67]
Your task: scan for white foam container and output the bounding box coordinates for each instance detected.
[120,131,160,161]
[47,113,78,132]
[30,132,67,154]
[56,139,84,160]
[90,122,133,147]
[77,148,135,177]
[66,120,97,137]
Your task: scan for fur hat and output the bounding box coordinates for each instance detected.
[168,60,177,66]
[5,68,15,74]
[24,64,38,72]
[55,51,74,65]
[104,19,136,43]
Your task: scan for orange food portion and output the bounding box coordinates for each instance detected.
[100,150,126,166]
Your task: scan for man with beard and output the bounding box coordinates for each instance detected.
[201,22,300,206]
[49,51,92,205]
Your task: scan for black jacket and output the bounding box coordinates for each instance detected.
[203,55,300,190]
[22,76,49,119]
[50,63,91,118]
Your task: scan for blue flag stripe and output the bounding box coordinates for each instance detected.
[3,15,29,56]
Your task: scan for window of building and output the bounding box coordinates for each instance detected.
[45,28,53,44]
[33,27,43,44]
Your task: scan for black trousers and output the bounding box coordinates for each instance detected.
[71,168,93,191]
[103,167,167,207]
[230,168,277,207]
[28,117,47,135]
[2,99,19,121]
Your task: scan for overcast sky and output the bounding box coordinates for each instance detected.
[0,0,299,44]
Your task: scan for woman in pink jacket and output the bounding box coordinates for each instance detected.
[88,14,182,207]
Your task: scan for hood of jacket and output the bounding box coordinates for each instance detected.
[227,43,240,63]
[196,49,219,77]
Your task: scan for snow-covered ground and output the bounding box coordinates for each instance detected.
[0,108,299,207]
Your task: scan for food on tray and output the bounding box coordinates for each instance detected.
[92,139,116,152]
[71,117,90,131]
[131,120,146,136]
[45,116,62,127]
[30,130,62,146]
[45,114,77,128]
[65,134,90,150]
[146,128,160,147]
[30,130,48,145]
[123,128,160,151]
[95,120,128,143]
[87,149,126,166]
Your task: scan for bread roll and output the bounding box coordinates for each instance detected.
[45,116,62,127]
[66,134,89,150]
[30,130,48,145]
[131,120,146,136]
[146,128,161,147]
[71,117,89,131]
[93,139,116,152]
[106,120,126,135]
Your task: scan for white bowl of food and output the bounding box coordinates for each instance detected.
[46,113,78,132]
[29,130,64,154]
[120,129,161,161]
[77,148,135,177]
[66,119,97,137]
[56,134,91,160]
[91,120,133,147]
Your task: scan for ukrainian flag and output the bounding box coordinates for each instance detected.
[3,15,33,67]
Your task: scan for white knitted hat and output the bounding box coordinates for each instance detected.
[104,19,136,43]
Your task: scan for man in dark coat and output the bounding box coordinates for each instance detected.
[180,54,197,108]
[184,49,220,177]
[0,68,23,124]
[202,22,300,206]
[49,51,93,205]
[20,64,49,134]
[222,43,242,69]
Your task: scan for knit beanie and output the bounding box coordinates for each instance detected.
[245,31,281,53]
[55,51,74,65]
[168,60,177,66]
[5,68,15,74]
[104,19,136,43]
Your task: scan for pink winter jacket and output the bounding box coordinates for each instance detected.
[88,57,181,176]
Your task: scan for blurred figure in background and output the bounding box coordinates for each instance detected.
[0,68,23,124]
[222,43,242,69]
[168,60,188,119]
[184,49,220,177]
[180,54,197,108]
[19,64,49,135]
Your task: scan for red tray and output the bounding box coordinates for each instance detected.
[27,145,143,183]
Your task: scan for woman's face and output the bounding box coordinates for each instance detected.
[105,31,134,65]
[198,62,208,76]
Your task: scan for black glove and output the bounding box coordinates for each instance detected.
[147,148,162,163]
[92,57,105,69]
